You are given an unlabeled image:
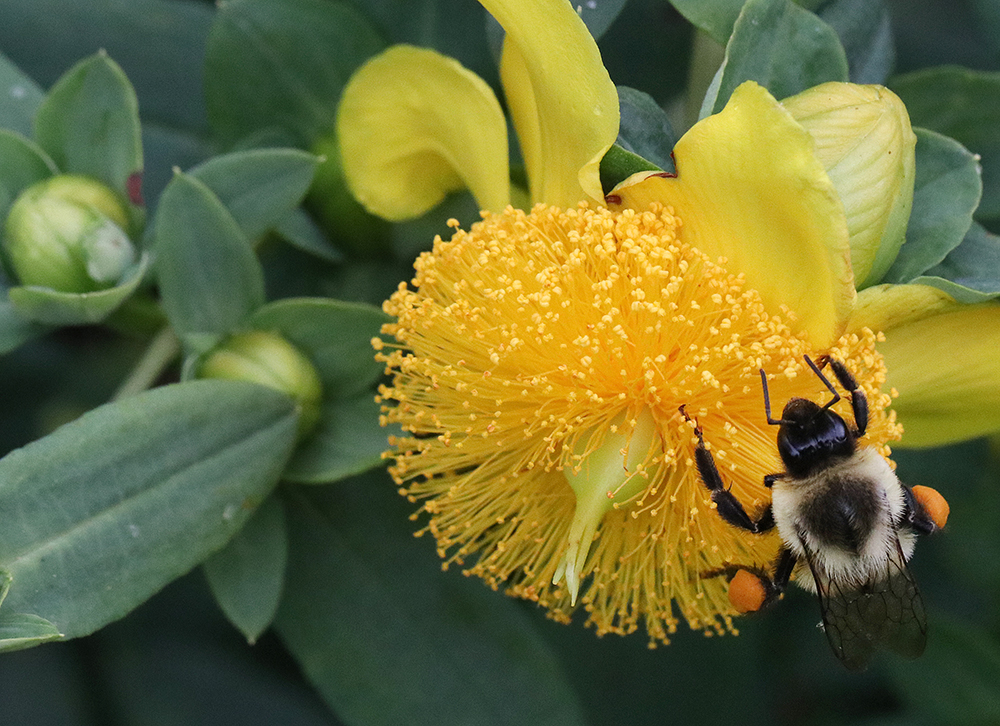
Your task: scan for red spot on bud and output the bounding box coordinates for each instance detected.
[127,172,145,207]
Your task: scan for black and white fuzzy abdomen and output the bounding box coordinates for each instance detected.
[770,447,916,593]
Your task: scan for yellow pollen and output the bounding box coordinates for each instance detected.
[376,202,900,645]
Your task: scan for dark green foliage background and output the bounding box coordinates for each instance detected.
[1,0,999,724]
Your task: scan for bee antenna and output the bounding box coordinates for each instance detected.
[760,369,792,427]
[804,355,840,412]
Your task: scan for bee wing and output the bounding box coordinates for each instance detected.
[805,538,927,671]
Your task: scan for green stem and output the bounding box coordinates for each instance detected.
[112,326,181,401]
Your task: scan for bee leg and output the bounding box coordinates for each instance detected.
[764,473,785,488]
[680,406,774,534]
[816,356,869,437]
[728,548,798,613]
[903,483,949,534]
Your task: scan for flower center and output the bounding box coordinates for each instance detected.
[376,202,899,644]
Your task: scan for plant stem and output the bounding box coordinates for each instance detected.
[112,326,181,400]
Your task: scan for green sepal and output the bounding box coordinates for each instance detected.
[913,222,1000,303]
[32,52,144,232]
[616,87,677,169]
[203,495,287,644]
[0,130,58,224]
[275,479,586,726]
[154,171,265,340]
[600,145,664,196]
[0,380,299,641]
[599,85,677,196]
[204,0,385,148]
[187,148,319,243]
[702,0,848,117]
[882,128,982,284]
[0,51,45,138]
[7,251,150,326]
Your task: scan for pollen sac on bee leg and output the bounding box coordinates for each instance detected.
[728,569,768,613]
[912,485,950,530]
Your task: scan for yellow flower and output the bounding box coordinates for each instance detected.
[343,0,1000,642]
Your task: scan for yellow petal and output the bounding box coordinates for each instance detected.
[784,83,916,289]
[499,40,541,205]
[848,282,959,334]
[485,0,618,207]
[880,304,1000,447]
[609,82,854,349]
[336,45,510,221]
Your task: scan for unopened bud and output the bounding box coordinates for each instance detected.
[3,175,136,293]
[198,330,323,437]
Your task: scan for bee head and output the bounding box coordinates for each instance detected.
[776,397,855,477]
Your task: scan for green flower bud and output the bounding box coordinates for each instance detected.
[3,175,136,293]
[198,330,323,437]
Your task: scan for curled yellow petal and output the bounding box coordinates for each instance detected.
[784,83,916,289]
[849,282,959,334]
[336,45,509,220]
[609,82,854,349]
[554,407,657,606]
[485,0,618,206]
[880,304,1000,447]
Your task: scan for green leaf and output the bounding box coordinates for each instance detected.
[33,52,143,206]
[891,66,1000,223]
[188,148,319,243]
[704,0,848,116]
[668,0,746,44]
[155,172,265,339]
[891,615,1000,724]
[600,146,664,195]
[275,478,586,726]
[284,394,388,485]
[249,297,389,397]
[615,86,677,173]
[204,495,287,644]
[818,0,894,85]
[882,128,982,284]
[8,252,150,326]
[0,612,62,653]
[273,208,344,264]
[205,0,385,148]
[0,51,44,138]
[913,222,1000,303]
[0,129,57,224]
[0,380,299,640]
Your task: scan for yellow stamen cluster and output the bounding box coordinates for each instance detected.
[375,202,899,645]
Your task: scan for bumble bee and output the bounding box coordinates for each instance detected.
[681,355,949,670]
